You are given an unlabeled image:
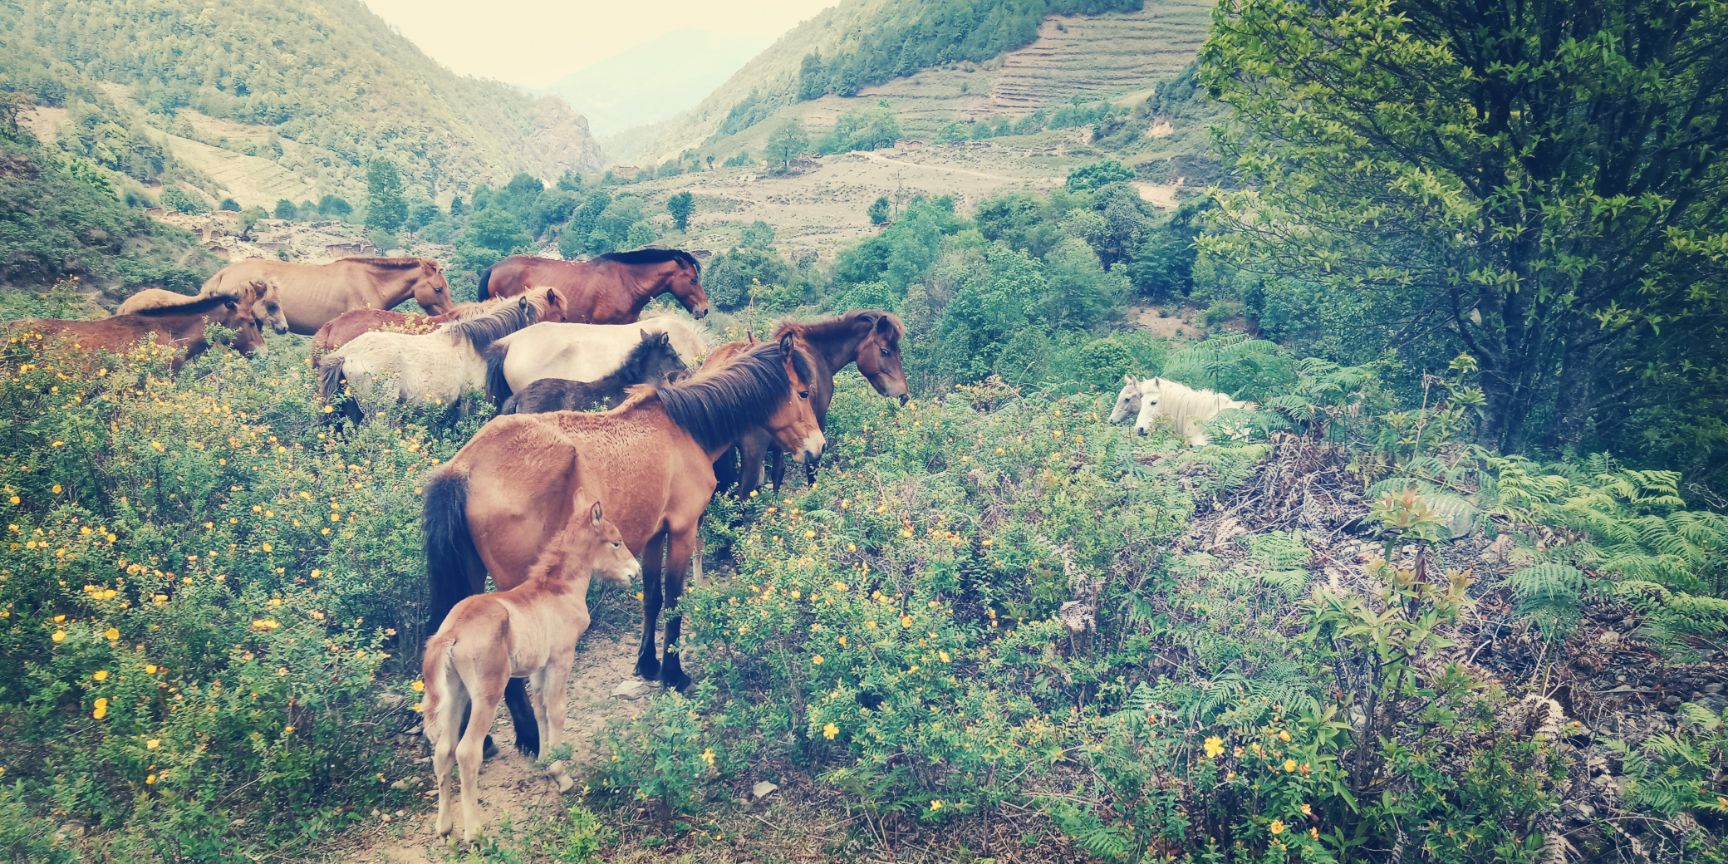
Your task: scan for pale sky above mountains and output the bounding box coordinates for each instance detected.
[362,0,840,88]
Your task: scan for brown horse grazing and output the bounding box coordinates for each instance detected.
[423,496,640,843]
[118,280,291,335]
[423,335,824,756]
[499,330,689,415]
[201,257,455,335]
[477,249,711,322]
[714,311,910,495]
[310,294,575,361]
[9,285,268,371]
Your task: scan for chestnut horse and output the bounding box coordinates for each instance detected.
[423,495,640,842]
[118,280,291,335]
[201,257,455,334]
[423,335,824,755]
[477,249,711,322]
[714,311,909,495]
[9,284,268,371]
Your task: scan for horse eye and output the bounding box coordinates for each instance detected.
[799,390,809,399]
[880,347,891,356]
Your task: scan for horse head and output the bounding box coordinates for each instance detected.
[768,333,825,465]
[412,260,455,315]
[1110,374,1145,425]
[582,498,642,587]
[636,330,688,385]
[665,256,710,320]
[853,312,909,404]
[1135,377,1166,437]
[224,283,269,359]
[248,279,289,335]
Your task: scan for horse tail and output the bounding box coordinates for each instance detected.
[424,470,484,635]
[476,264,494,301]
[483,342,512,407]
[420,631,460,746]
[316,356,361,425]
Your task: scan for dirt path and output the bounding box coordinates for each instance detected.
[851,149,1044,183]
[342,631,648,863]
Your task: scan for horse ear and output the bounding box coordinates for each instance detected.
[223,299,238,311]
[779,333,795,355]
[590,501,603,524]
[874,314,896,335]
[545,288,561,307]
[1123,373,1136,385]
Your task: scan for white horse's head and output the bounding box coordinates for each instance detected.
[1134,377,1166,436]
[1109,374,1145,424]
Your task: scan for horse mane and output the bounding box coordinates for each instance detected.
[339,256,431,269]
[774,310,903,349]
[649,340,811,452]
[447,298,540,353]
[129,291,241,318]
[596,248,700,278]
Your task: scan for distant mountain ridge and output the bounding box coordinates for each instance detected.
[544,30,773,140]
[0,0,605,204]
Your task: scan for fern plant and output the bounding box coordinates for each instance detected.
[1506,563,1592,637]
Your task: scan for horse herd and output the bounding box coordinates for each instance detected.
[4,248,1252,842]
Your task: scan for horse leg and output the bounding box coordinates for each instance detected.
[769,444,788,491]
[502,678,537,757]
[541,656,573,758]
[659,528,698,691]
[457,676,505,843]
[431,689,466,837]
[737,437,765,498]
[636,531,668,681]
[528,666,552,759]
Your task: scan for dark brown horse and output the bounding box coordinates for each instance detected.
[423,335,824,756]
[499,330,688,414]
[9,285,269,371]
[713,311,909,495]
[477,249,710,323]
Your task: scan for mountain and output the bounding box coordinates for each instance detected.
[610,0,1211,165]
[0,0,605,206]
[544,30,774,140]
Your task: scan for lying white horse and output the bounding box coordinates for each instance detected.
[1110,374,1253,446]
[483,312,710,406]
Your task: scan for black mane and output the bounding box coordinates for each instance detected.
[129,292,242,318]
[339,257,429,269]
[613,331,686,385]
[654,340,809,451]
[597,248,700,278]
[447,297,539,352]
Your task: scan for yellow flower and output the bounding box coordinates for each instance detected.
[811,654,824,665]
[822,722,838,740]
[7,496,17,505]
[899,614,913,629]
[144,664,157,675]
[92,697,108,720]
[146,773,157,785]
[1301,803,1313,817]
[411,680,425,693]
[51,631,66,644]
[1269,819,1286,836]
[1310,827,1319,840]
[930,799,943,812]
[146,739,160,750]
[1283,759,1297,773]
[1203,736,1225,759]
[938,650,951,663]
[92,670,109,682]
[1278,729,1292,742]
[284,725,295,734]
[52,484,62,494]
[104,627,119,641]
[700,748,715,767]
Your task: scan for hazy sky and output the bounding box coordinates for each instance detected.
[361,0,840,88]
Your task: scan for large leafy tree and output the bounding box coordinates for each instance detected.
[1202,0,1728,465]
[364,159,407,234]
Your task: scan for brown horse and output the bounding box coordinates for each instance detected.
[118,280,291,335]
[202,257,455,334]
[423,495,640,842]
[477,249,710,323]
[714,311,909,495]
[9,285,268,371]
[423,335,824,755]
[310,293,575,361]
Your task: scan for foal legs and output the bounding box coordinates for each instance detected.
[431,689,468,838]
[659,529,698,691]
[636,531,668,681]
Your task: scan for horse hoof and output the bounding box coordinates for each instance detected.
[482,736,499,760]
[515,739,540,759]
[636,658,661,681]
[662,669,692,692]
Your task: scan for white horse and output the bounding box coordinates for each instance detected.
[318,293,552,419]
[1111,375,1253,446]
[483,313,710,406]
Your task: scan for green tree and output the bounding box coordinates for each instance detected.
[236,206,268,241]
[364,159,407,233]
[667,191,695,231]
[1203,0,1728,460]
[273,199,298,220]
[1065,160,1134,192]
[765,119,809,174]
[798,52,828,100]
[868,195,891,227]
[218,197,240,212]
[318,194,353,220]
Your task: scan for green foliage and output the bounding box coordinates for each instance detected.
[1129,196,1211,299]
[272,199,297,220]
[1202,0,1728,470]
[816,102,902,155]
[316,195,353,220]
[704,222,798,312]
[765,119,809,173]
[363,159,406,234]
[158,185,208,215]
[666,191,695,232]
[867,195,891,227]
[217,198,239,212]
[0,335,465,858]
[1065,160,1134,192]
[1610,703,1728,857]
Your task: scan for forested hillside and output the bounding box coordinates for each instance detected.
[0,0,604,204]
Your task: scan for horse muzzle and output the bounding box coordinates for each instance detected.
[798,431,826,464]
[690,304,711,320]
[273,324,290,335]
